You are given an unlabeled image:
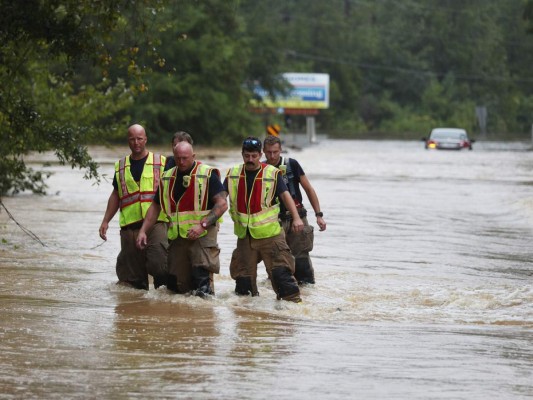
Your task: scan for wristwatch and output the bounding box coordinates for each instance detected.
[201,221,208,229]
[315,212,323,217]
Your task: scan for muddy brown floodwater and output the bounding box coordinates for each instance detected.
[1,140,532,399]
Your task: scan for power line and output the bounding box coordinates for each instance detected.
[285,50,533,84]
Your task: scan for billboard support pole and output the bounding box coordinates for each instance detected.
[306,116,317,144]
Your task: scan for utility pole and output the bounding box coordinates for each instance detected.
[476,106,487,139]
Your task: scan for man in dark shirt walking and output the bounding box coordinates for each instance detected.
[263,135,326,284]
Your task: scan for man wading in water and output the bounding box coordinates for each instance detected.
[263,134,326,284]
[99,124,168,290]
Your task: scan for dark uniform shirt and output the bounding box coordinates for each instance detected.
[164,155,175,171]
[274,157,305,214]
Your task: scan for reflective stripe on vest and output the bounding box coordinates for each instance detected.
[160,162,219,240]
[226,163,281,239]
[115,152,167,227]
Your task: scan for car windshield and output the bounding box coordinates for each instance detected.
[431,131,466,140]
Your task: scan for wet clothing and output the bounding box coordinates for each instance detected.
[112,152,168,288]
[280,217,315,284]
[116,222,168,290]
[224,164,301,302]
[156,161,224,296]
[229,230,299,301]
[167,224,220,295]
[273,156,315,284]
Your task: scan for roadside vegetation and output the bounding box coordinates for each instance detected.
[2,0,533,195]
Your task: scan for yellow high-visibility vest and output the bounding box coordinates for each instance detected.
[115,152,167,227]
[160,162,220,240]
[226,163,281,239]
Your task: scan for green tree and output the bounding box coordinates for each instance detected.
[131,1,261,144]
[0,0,166,196]
[250,0,533,138]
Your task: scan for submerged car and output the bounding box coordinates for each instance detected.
[423,128,474,150]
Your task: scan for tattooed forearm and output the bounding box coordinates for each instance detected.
[205,209,218,226]
[205,191,228,226]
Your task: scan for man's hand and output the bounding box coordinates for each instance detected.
[99,222,109,241]
[291,216,304,233]
[317,216,326,231]
[187,223,205,240]
[136,231,148,249]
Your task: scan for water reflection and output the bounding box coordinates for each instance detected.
[0,141,532,398]
[228,307,296,360]
[106,291,298,397]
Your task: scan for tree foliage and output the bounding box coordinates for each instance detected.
[2,0,533,195]
[260,0,533,137]
[134,0,533,141]
[0,0,166,196]
[130,1,259,144]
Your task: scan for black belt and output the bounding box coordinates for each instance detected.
[121,221,164,231]
[279,207,307,221]
[121,221,143,231]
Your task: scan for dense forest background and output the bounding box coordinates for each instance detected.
[2,0,533,194]
[131,0,533,142]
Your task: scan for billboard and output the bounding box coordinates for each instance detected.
[252,73,329,109]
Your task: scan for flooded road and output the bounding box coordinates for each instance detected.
[1,140,532,399]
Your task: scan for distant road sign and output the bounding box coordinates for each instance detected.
[252,73,330,109]
[266,124,281,137]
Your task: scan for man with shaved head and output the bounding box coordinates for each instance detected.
[99,124,168,290]
[164,130,194,170]
[137,141,227,297]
